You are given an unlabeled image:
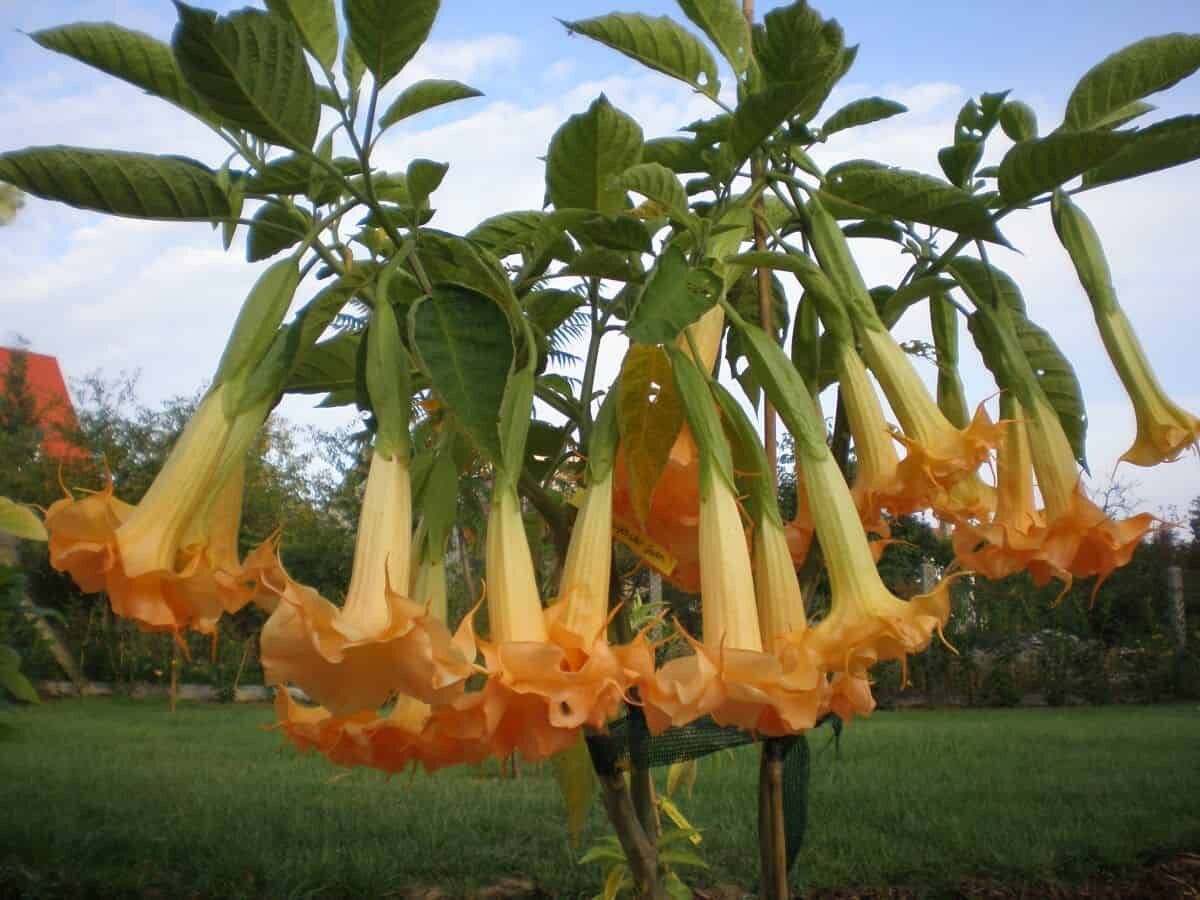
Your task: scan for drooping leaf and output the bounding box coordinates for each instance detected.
[609,162,692,224]
[556,210,652,253]
[343,0,439,87]
[947,256,1026,316]
[243,153,360,195]
[562,13,719,96]
[824,159,1006,244]
[341,33,365,94]
[752,1,849,88]
[0,147,229,220]
[416,230,521,317]
[215,257,302,385]
[31,22,213,121]
[821,97,906,137]
[627,246,716,344]
[618,345,685,524]
[406,158,448,210]
[1063,33,1200,132]
[551,736,596,847]
[264,0,338,69]
[1091,99,1156,131]
[0,498,47,542]
[172,4,319,151]
[247,202,311,261]
[410,285,514,465]
[546,95,644,214]
[997,130,1130,204]
[675,0,750,75]
[937,141,984,189]
[559,248,643,282]
[1082,115,1200,188]
[524,289,584,338]
[468,210,555,257]
[378,79,483,129]
[284,330,361,397]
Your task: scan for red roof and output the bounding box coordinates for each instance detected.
[0,347,88,461]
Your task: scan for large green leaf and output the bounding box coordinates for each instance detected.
[31,22,213,121]
[562,13,719,97]
[752,0,848,88]
[264,0,338,69]
[675,0,750,75]
[247,202,311,261]
[608,162,691,224]
[820,97,906,137]
[627,246,715,344]
[283,330,360,396]
[999,101,1038,142]
[172,4,319,151]
[1082,115,1200,188]
[344,0,438,87]
[468,210,554,257]
[410,285,514,464]
[641,137,708,174]
[0,498,47,542]
[0,147,229,220]
[242,153,360,195]
[1063,33,1200,132]
[997,130,1129,204]
[546,96,644,214]
[416,230,521,316]
[824,160,1006,244]
[378,79,483,129]
[730,80,831,162]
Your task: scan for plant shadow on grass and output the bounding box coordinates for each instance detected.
[0,700,1198,897]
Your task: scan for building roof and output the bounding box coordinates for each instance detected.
[0,347,88,461]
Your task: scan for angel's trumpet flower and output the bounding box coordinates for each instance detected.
[952,398,1046,579]
[1053,191,1199,467]
[45,385,259,634]
[447,475,626,763]
[806,196,1002,496]
[259,447,475,715]
[635,360,823,736]
[611,307,724,592]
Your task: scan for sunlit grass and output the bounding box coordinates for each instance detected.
[0,700,1197,896]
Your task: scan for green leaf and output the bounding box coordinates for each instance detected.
[342,35,365,94]
[243,153,360,195]
[562,13,719,97]
[379,79,483,129]
[172,4,319,151]
[675,0,749,75]
[563,212,652,254]
[842,220,903,242]
[753,1,849,88]
[609,162,692,224]
[284,331,360,396]
[998,130,1130,204]
[1063,33,1200,132]
[31,22,213,122]
[617,345,684,524]
[821,97,907,137]
[937,141,983,189]
[560,249,642,282]
[524,290,584,338]
[264,0,338,69]
[416,231,521,317]
[410,285,514,464]
[730,80,831,163]
[999,100,1038,142]
[247,203,311,261]
[406,159,448,210]
[642,137,708,175]
[0,646,39,704]
[824,160,1006,244]
[0,147,229,221]
[551,736,596,847]
[0,497,47,542]
[1091,99,1156,131]
[468,210,563,260]
[546,96,644,214]
[947,256,1026,316]
[658,848,710,869]
[627,246,715,344]
[578,845,628,866]
[1082,115,1200,188]
[344,0,438,88]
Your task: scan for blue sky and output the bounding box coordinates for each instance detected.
[2,1,1198,516]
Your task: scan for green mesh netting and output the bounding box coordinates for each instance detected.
[585,707,841,872]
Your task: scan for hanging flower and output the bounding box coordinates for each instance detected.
[952,400,1047,579]
[259,447,476,716]
[1052,190,1200,467]
[801,446,953,720]
[44,385,259,635]
[446,474,630,763]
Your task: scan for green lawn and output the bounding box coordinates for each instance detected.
[0,700,1197,897]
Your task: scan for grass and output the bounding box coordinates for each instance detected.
[0,700,1197,897]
